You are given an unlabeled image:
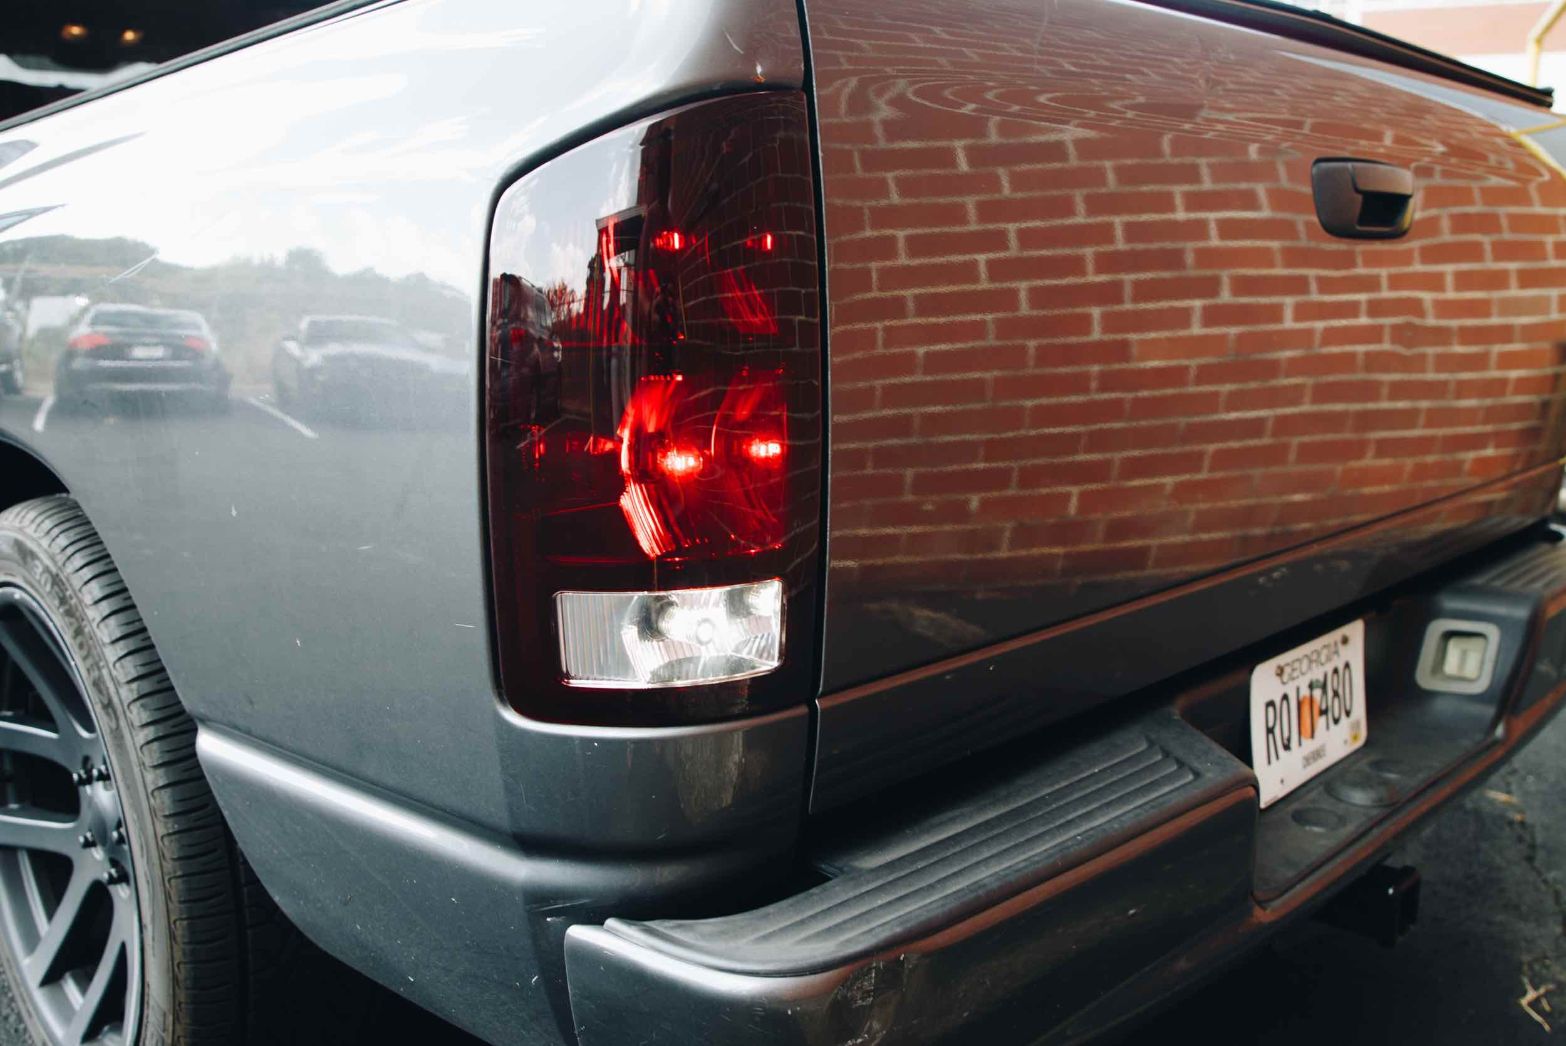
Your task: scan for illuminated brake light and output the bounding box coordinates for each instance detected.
[484,93,822,726]
[746,438,783,463]
[657,448,704,478]
[616,370,788,559]
[651,229,686,252]
[67,333,110,350]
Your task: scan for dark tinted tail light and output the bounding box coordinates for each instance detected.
[485,93,822,725]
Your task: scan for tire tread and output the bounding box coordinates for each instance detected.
[0,495,352,1045]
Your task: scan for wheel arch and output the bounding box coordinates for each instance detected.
[0,437,67,509]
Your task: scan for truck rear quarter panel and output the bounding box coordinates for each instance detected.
[0,1,810,1040]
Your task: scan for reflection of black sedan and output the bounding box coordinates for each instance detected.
[55,304,230,408]
[490,273,562,425]
[272,315,469,415]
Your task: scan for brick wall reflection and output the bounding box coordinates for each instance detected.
[812,0,1566,683]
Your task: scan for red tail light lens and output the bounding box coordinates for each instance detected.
[182,335,211,352]
[67,332,109,350]
[616,368,788,559]
[650,229,687,253]
[485,93,822,725]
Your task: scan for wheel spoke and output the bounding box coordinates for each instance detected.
[0,717,76,766]
[0,585,141,1044]
[64,921,125,1046]
[0,808,82,856]
[112,896,138,1046]
[0,617,92,750]
[23,859,94,987]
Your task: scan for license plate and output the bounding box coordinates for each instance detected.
[129,345,168,360]
[1249,620,1367,808]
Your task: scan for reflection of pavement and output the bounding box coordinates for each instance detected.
[0,382,458,439]
[0,388,489,1044]
[239,391,319,439]
[0,374,488,806]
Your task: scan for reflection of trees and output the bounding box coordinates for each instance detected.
[0,235,470,384]
[544,279,576,323]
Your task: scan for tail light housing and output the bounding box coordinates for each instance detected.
[67,332,109,350]
[485,93,822,725]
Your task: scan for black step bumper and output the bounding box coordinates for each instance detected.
[564,534,1566,1045]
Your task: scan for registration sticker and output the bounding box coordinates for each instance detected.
[1249,619,1367,808]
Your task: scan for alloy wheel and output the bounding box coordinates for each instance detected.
[0,590,140,1045]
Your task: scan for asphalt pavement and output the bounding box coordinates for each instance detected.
[1122,705,1566,1045]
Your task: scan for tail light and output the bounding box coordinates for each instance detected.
[67,332,109,350]
[182,335,211,352]
[485,93,822,725]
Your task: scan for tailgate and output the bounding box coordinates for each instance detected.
[809,0,1566,805]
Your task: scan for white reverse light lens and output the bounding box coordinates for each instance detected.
[1439,633,1487,682]
[556,580,783,688]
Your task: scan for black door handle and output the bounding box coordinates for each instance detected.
[1312,159,1416,239]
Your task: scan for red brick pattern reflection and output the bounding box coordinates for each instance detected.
[813,0,1566,613]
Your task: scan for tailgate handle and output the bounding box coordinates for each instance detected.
[1311,159,1416,240]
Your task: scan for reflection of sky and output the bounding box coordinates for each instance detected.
[1528,125,1566,168]
[1289,53,1566,179]
[491,136,639,288]
[1286,53,1549,132]
[0,55,155,90]
[0,0,799,294]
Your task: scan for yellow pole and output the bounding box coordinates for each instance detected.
[1529,0,1566,87]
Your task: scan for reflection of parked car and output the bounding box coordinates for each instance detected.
[490,274,562,425]
[272,315,468,415]
[0,306,20,395]
[56,304,229,409]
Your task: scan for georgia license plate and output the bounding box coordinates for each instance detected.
[129,344,168,360]
[1249,620,1367,808]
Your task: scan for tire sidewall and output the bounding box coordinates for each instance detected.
[0,511,174,1046]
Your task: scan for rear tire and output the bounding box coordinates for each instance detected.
[0,497,369,1045]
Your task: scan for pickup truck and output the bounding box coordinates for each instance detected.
[0,1,1563,1044]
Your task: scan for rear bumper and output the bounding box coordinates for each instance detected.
[564,533,1566,1045]
[568,738,1256,1046]
[60,357,229,395]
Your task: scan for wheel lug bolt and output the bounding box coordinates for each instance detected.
[110,827,125,846]
[77,832,96,849]
[92,764,110,783]
[100,866,126,886]
[71,769,90,787]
